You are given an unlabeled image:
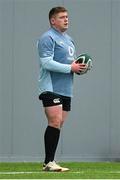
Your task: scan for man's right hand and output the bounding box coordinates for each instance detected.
[71,61,87,73]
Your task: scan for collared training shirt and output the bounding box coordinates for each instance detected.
[37,27,76,97]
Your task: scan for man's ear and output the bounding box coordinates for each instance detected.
[50,18,55,25]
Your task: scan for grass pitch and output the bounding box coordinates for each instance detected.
[0,162,120,179]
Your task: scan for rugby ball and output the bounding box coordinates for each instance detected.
[75,53,93,75]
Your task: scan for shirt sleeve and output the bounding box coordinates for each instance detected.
[37,35,71,73]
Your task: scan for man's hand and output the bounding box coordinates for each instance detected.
[71,61,87,73]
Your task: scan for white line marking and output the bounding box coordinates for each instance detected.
[0,171,83,175]
[0,171,120,175]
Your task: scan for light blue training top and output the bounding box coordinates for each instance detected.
[37,27,76,97]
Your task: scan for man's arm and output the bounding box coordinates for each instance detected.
[40,56,71,73]
[37,36,71,73]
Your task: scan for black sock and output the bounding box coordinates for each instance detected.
[44,126,60,164]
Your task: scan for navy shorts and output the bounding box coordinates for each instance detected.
[39,91,71,111]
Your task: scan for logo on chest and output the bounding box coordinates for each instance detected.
[68,46,74,56]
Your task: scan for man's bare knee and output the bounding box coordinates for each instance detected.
[44,105,62,129]
[48,115,61,128]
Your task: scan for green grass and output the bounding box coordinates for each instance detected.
[0,162,120,179]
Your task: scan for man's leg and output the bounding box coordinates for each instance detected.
[43,105,69,171]
[44,105,62,164]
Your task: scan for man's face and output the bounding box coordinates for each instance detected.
[50,12,69,32]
